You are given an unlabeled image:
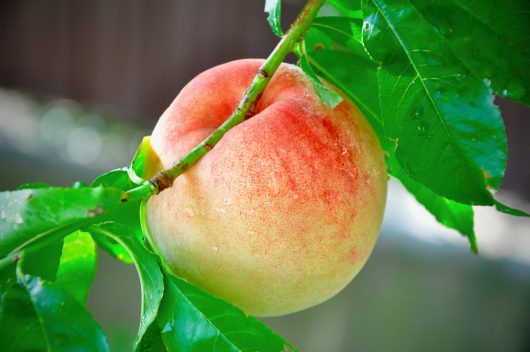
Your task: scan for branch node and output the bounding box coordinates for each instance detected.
[258,68,269,78]
[151,171,174,192]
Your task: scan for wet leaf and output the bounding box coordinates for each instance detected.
[362,0,505,204]
[156,273,294,352]
[0,273,109,351]
[0,186,124,258]
[89,222,164,351]
[410,0,530,106]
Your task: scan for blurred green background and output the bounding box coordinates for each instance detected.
[1,1,529,351]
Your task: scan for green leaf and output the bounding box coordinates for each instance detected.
[89,222,163,350]
[0,262,16,295]
[389,153,477,252]
[304,30,481,249]
[138,322,167,352]
[130,136,163,181]
[299,54,343,108]
[0,283,46,350]
[17,274,109,351]
[0,261,108,351]
[327,0,363,19]
[305,49,382,136]
[264,0,283,37]
[157,273,293,352]
[55,231,97,305]
[307,15,369,64]
[309,1,529,217]
[95,234,135,264]
[92,168,137,190]
[312,16,362,44]
[362,0,506,205]
[410,0,530,106]
[495,201,530,217]
[0,186,124,258]
[18,238,64,281]
[91,169,137,263]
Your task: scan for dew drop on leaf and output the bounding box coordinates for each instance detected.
[14,213,24,224]
[161,323,172,333]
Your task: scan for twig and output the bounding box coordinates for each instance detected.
[123,0,325,201]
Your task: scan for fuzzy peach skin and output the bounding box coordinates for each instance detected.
[145,59,387,317]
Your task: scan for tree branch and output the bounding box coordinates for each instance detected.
[123,0,325,201]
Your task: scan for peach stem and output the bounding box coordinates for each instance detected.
[123,0,325,202]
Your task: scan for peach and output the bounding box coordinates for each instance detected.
[145,59,387,316]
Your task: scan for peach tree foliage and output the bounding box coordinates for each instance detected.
[0,0,528,350]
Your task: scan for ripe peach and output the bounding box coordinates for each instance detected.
[145,59,387,317]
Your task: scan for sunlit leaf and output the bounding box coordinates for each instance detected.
[92,168,137,190]
[299,54,343,108]
[313,0,527,214]
[55,231,97,305]
[89,222,163,351]
[305,48,382,136]
[0,273,109,351]
[327,0,363,18]
[305,34,478,250]
[312,16,362,44]
[410,0,530,106]
[91,169,139,263]
[130,136,163,181]
[390,153,477,252]
[361,0,505,204]
[157,273,294,352]
[0,186,124,258]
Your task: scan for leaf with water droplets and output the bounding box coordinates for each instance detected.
[156,272,294,352]
[89,222,163,351]
[361,0,506,204]
[410,0,530,106]
[0,271,109,351]
[0,186,124,258]
[305,3,526,244]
